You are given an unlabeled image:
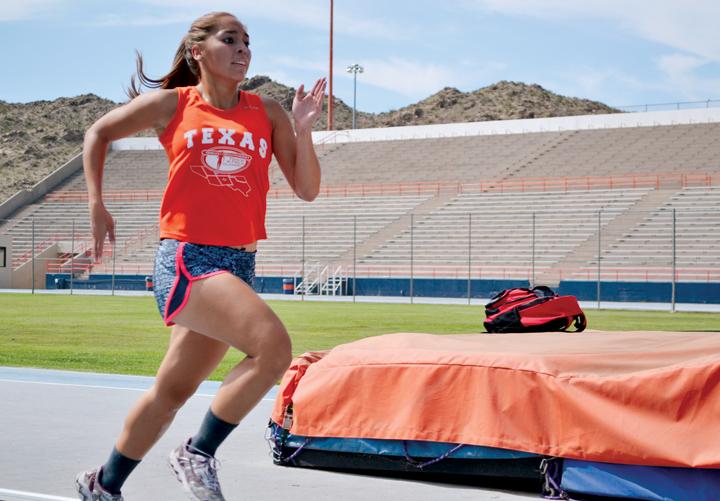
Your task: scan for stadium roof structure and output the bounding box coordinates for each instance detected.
[111,107,720,150]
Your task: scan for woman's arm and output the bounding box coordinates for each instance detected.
[84,89,177,259]
[266,78,326,201]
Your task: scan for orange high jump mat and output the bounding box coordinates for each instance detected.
[272,330,720,468]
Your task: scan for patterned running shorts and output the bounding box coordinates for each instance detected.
[153,239,256,326]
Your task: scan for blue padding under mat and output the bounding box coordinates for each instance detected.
[273,425,537,460]
[561,459,720,501]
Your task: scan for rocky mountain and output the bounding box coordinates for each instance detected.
[377,81,616,126]
[240,76,617,129]
[0,77,618,202]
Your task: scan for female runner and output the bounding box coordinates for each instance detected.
[76,11,325,500]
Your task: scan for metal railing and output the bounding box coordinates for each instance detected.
[42,172,719,202]
[616,99,720,113]
[1,206,718,309]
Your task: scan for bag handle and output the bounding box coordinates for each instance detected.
[531,286,557,298]
[565,314,587,332]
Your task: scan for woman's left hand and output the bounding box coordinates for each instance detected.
[292,77,327,133]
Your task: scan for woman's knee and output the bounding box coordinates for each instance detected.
[153,381,200,411]
[267,342,293,378]
[257,349,292,382]
[255,317,292,379]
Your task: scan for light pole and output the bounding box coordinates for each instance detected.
[328,0,334,130]
[346,63,363,129]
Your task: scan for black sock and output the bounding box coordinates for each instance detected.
[190,408,238,457]
[99,447,141,494]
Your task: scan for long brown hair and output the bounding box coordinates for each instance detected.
[127,12,242,98]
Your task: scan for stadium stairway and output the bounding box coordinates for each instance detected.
[534,188,679,285]
[334,190,458,264]
[591,186,720,270]
[357,188,652,279]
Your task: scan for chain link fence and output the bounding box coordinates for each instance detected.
[616,98,720,113]
[1,206,718,309]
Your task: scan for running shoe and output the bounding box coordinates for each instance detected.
[168,438,225,501]
[75,468,124,501]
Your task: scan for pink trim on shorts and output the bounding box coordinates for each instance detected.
[162,242,186,325]
[163,242,230,326]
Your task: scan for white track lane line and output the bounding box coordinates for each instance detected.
[0,488,77,501]
[0,378,276,401]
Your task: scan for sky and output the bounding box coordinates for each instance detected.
[1,0,719,113]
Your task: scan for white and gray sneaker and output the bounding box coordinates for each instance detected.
[75,468,124,501]
[168,438,225,501]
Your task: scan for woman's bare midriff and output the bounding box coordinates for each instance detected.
[231,242,257,252]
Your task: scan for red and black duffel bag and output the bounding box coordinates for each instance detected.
[484,286,587,333]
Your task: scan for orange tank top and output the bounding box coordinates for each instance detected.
[158,86,273,246]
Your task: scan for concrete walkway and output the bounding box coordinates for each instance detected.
[0,367,540,501]
[2,288,719,312]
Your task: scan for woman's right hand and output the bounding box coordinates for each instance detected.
[90,202,116,261]
[83,89,178,261]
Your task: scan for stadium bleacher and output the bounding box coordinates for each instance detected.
[590,186,720,269]
[1,110,718,293]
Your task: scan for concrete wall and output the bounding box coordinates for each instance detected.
[0,152,83,220]
[253,276,530,298]
[0,236,11,288]
[46,273,151,291]
[559,280,720,304]
[12,243,58,289]
[112,107,720,150]
[40,273,720,303]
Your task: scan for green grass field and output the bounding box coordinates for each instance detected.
[0,293,718,379]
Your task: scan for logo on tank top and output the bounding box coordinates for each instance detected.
[202,146,252,173]
[183,127,269,196]
[190,146,252,195]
